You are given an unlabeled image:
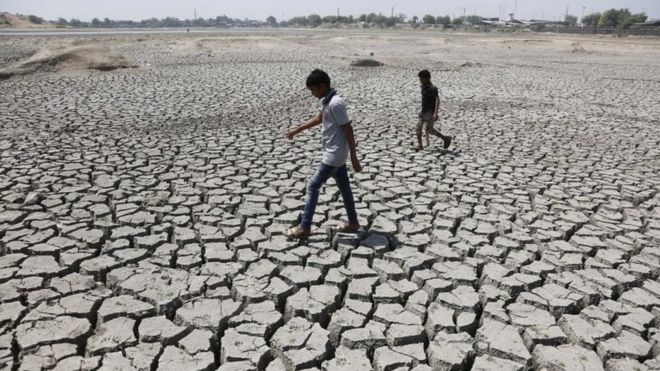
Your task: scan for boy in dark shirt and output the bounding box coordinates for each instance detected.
[417,70,451,151]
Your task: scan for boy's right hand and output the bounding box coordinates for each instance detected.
[285,128,298,140]
[352,159,363,173]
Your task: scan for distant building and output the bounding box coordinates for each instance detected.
[524,19,564,27]
[629,19,660,30]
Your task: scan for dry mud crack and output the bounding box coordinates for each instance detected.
[0,29,660,371]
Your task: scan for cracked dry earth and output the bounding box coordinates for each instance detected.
[1,29,660,371]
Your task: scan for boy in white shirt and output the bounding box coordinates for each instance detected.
[284,69,362,238]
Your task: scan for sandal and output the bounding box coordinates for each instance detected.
[334,223,360,233]
[284,225,311,239]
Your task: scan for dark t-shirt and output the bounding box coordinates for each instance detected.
[420,83,438,118]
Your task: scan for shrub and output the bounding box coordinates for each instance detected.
[28,15,44,24]
[582,13,601,27]
[564,15,578,26]
[350,59,384,67]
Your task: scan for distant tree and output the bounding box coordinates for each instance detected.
[564,14,578,26]
[69,18,83,27]
[103,17,112,27]
[598,8,630,28]
[266,15,277,25]
[163,17,181,27]
[411,15,418,24]
[384,16,397,27]
[308,14,321,26]
[466,15,482,25]
[452,17,464,25]
[358,14,367,22]
[335,15,354,24]
[581,12,600,26]
[289,16,308,25]
[591,8,646,29]
[621,12,648,29]
[372,14,388,25]
[634,13,648,23]
[141,17,159,27]
[28,15,44,24]
[56,17,68,25]
[215,15,228,27]
[436,15,451,26]
[322,15,337,24]
[91,18,101,26]
[423,14,435,24]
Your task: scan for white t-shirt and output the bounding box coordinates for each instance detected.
[321,94,352,167]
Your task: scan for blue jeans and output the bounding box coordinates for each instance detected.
[300,163,358,230]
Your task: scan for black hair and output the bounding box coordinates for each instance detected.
[306,69,331,88]
[418,69,431,79]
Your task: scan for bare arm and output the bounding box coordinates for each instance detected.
[433,95,440,121]
[285,111,322,140]
[341,124,362,172]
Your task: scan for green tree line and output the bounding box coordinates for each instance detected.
[28,8,651,29]
[55,15,264,28]
[582,9,648,29]
[285,13,404,27]
[284,13,473,27]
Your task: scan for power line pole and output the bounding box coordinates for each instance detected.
[513,0,518,19]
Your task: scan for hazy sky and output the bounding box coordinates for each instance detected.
[2,0,658,22]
